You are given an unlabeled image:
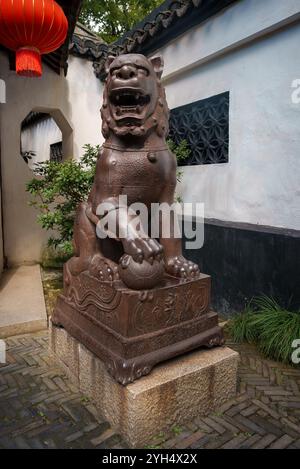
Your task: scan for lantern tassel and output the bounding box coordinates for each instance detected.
[16,47,42,78]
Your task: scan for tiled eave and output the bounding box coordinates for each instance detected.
[92,0,239,81]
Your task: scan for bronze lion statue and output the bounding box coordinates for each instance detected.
[65,53,199,290]
[52,54,223,385]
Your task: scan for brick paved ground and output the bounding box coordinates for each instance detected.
[0,331,299,449]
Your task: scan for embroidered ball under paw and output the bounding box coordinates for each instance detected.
[118,254,165,290]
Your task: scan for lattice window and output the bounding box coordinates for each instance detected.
[169,92,229,165]
[50,141,63,163]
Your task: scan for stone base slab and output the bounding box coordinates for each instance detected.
[50,321,239,448]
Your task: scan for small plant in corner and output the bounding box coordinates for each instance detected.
[227,295,300,365]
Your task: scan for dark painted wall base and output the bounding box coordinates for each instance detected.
[183,219,300,317]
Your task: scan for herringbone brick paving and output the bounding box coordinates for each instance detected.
[0,332,299,449]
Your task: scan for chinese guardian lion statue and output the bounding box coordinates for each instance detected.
[52,54,224,385]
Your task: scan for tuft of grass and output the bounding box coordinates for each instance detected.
[226,304,260,344]
[227,296,300,365]
[172,425,183,436]
[144,444,162,449]
[80,396,90,404]
[144,431,166,449]
[212,411,224,418]
[41,244,73,269]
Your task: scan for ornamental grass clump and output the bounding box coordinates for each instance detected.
[227,295,300,365]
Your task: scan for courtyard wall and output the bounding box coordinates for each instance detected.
[0,54,104,268]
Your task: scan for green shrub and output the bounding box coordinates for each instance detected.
[227,296,300,365]
[167,138,191,165]
[167,138,191,202]
[26,144,100,256]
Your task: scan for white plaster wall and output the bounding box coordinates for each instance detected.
[0,54,103,266]
[155,0,300,230]
[67,56,104,159]
[21,116,62,169]
[159,0,300,80]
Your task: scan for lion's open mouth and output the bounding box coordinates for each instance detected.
[110,88,150,119]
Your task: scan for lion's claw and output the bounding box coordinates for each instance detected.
[166,255,200,279]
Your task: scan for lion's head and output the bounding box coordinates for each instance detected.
[101,54,169,139]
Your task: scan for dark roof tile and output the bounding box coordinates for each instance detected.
[69,22,107,62]
[70,0,238,81]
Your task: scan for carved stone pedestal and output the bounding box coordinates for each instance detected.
[52,270,224,385]
[49,322,239,448]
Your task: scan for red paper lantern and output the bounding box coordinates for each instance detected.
[0,0,68,77]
